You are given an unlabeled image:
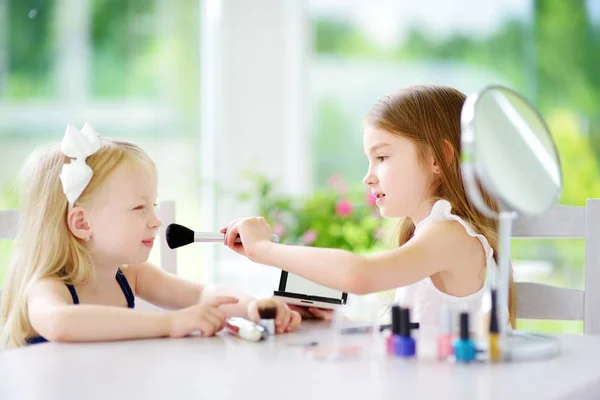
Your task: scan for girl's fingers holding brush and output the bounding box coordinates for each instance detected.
[272,300,300,333]
[284,309,302,332]
[246,299,261,324]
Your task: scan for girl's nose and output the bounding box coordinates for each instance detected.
[363,170,377,186]
[149,211,162,229]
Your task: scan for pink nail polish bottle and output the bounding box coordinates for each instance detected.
[387,305,401,355]
[437,306,454,361]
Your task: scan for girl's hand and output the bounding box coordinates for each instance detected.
[220,217,273,260]
[288,305,334,320]
[246,298,302,334]
[167,296,239,338]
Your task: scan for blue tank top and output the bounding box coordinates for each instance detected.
[25,269,135,345]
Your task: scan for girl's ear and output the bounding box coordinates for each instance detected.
[66,207,92,240]
[432,140,455,175]
[443,139,455,166]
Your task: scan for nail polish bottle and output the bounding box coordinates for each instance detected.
[453,312,476,363]
[394,307,416,358]
[387,305,401,355]
[488,289,501,362]
[437,306,454,361]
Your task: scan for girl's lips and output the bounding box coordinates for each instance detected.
[142,239,154,247]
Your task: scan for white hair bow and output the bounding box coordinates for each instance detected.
[59,122,101,207]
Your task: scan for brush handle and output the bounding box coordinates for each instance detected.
[193,232,279,243]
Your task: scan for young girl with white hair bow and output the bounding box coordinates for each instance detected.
[0,123,300,348]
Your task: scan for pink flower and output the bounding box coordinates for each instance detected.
[327,174,348,194]
[335,199,354,217]
[301,229,317,245]
[327,174,343,187]
[366,191,377,207]
[273,223,286,237]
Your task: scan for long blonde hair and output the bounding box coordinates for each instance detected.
[0,138,155,348]
[365,85,516,327]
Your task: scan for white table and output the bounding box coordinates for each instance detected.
[1,321,600,400]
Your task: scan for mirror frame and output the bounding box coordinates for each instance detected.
[460,84,563,217]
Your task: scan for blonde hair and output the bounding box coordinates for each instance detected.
[365,85,516,327]
[0,138,155,348]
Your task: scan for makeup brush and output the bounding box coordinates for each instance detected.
[226,318,268,342]
[257,298,278,335]
[165,223,280,249]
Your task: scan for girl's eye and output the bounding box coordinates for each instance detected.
[376,155,388,162]
[133,205,145,211]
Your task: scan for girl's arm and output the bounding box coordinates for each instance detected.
[27,278,237,342]
[127,262,256,318]
[224,217,484,294]
[128,263,302,332]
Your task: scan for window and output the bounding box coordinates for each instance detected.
[0,0,204,285]
[309,0,600,333]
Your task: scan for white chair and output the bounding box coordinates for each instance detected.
[0,208,19,300]
[513,199,600,334]
[156,201,178,275]
[0,209,18,241]
[0,201,179,298]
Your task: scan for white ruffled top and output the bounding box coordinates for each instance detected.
[393,199,504,328]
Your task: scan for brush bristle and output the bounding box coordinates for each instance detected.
[257,299,277,319]
[165,223,195,249]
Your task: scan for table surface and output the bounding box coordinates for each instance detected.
[1,321,600,400]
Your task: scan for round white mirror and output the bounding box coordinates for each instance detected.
[461,85,562,216]
[461,85,563,362]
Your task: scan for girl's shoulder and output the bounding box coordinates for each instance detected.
[413,199,494,264]
[415,200,474,233]
[27,276,74,304]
